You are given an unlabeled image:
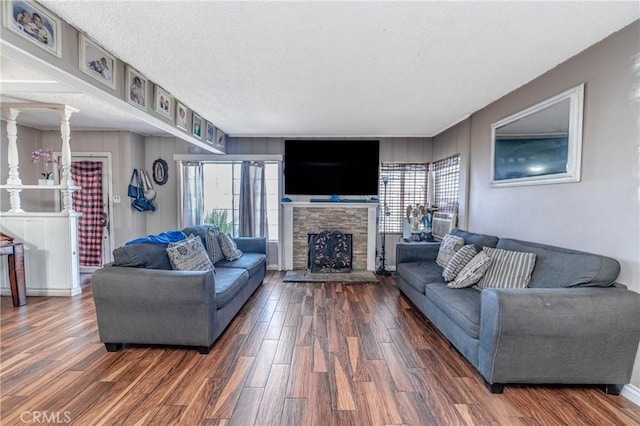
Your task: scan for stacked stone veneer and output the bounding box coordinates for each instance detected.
[293,207,369,270]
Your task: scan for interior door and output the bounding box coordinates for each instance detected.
[68,155,112,271]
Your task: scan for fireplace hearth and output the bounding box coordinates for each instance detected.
[308,230,352,273]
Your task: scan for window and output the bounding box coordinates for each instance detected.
[379,154,460,233]
[202,161,279,240]
[379,163,429,234]
[431,154,460,214]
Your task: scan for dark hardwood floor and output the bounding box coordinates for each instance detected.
[2,271,639,425]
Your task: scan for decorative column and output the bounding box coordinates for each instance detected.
[3,107,23,213]
[59,105,76,212]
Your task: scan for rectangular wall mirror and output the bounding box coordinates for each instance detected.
[490,83,584,187]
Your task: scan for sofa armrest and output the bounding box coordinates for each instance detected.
[478,287,640,385]
[91,266,217,347]
[396,241,440,264]
[233,237,267,254]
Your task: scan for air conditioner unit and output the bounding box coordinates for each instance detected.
[432,212,457,240]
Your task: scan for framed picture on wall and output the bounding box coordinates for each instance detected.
[125,66,148,110]
[78,34,116,89]
[176,102,188,131]
[154,86,173,120]
[192,113,203,138]
[205,122,216,143]
[215,127,226,148]
[4,0,62,57]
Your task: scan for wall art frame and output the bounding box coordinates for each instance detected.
[125,65,148,111]
[192,113,203,139]
[176,102,188,131]
[154,86,174,120]
[4,0,62,57]
[490,83,584,188]
[79,34,116,89]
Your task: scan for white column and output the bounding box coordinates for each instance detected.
[59,106,75,212]
[3,107,23,213]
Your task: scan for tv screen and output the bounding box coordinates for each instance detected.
[284,140,380,196]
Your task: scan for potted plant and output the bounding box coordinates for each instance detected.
[31,148,61,185]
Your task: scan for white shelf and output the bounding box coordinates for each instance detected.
[0,184,81,190]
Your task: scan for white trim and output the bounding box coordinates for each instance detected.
[621,383,640,406]
[1,287,81,297]
[173,154,283,162]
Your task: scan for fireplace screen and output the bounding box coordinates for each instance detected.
[308,230,352,273]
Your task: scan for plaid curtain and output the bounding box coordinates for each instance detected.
[72,161,103,267]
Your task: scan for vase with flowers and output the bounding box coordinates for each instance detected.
[31,148,62,185]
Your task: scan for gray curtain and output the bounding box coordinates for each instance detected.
[179,161,203,228]
[239,161,268,238]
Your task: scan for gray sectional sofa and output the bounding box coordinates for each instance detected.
[91,225,267,354]
[396,228,640,394]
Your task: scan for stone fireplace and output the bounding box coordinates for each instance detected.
[282,201,378,271]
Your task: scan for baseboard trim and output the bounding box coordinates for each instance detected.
[1,288,82,297]
[621,383,640,406]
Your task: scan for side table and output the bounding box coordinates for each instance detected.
[0,242,27,306]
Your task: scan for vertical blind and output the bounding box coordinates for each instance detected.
[379,154,460,233]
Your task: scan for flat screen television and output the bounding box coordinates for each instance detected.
[284,139,380,196]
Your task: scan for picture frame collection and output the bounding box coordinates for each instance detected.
[3,0,227,149]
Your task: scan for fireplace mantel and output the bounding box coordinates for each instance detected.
[281,201,378,271]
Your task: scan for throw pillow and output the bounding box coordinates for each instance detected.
[205,227,225,264]
[218,232,243,261]
[442,244,477,282]
[478,247,536,289]
[448,251,492,289]
[436,234,465,268]
[166,235,214,272]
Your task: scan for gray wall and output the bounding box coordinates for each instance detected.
[433,20,640,389]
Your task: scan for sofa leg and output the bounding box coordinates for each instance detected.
[104,343,122,352]
[196,345,213,355]
[485,381,505,394]
[600,384,623,395]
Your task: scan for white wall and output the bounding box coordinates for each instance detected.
[434,20,640,390]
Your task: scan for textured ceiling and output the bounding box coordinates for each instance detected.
[9,1,640,137]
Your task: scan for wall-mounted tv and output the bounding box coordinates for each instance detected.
[284,139,380,196]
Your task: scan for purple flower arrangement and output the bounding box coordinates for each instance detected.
[31,148,62,179]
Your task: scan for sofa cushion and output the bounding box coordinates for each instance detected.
[214,267,250,308]
[216,253,266,278]
[436,234,464,267]
[442,244,477,282]
[448,251,492,289]
[478,247,536,289]
[219,232,243,261]
[424,283,482,339]
[205,227,225,264]
[450,228,499,252]
[113,243,173,270]
[496,238,620,288]
[166,236,214,272]
[396,261,445,294]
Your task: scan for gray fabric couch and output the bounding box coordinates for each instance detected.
[92,225,267,354]
[396,228,640,394]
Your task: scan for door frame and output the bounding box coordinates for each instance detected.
[56,152,115,271]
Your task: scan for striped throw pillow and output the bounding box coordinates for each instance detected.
[205,227,225,264]
[436,234,465,267]
[442,244,477,282]
[478,247,536,289]
[448,251,492,289]
[218,232,243,261]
